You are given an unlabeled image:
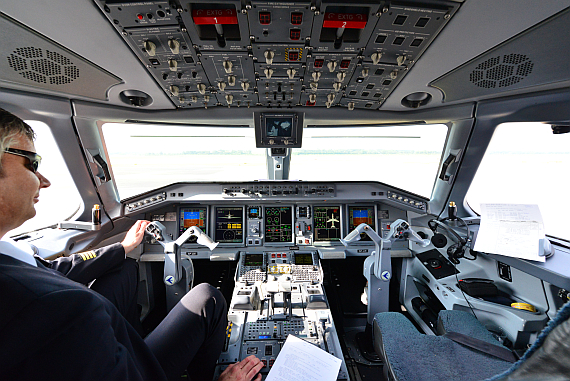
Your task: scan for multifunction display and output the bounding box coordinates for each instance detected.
[348,205,376,241]
[294,253,313,265]
[313,206,341,242]
[265,206,293,243]
[215,207,244,243]
[179,207,207,243]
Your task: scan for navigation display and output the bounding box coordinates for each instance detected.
[215,207,244,243]
[314,206,341,242]
[265,116,294,137]
[265,206,293,243]
[179,207,207,243]
[348,206,376,242]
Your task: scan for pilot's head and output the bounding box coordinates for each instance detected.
[0,108,50,238]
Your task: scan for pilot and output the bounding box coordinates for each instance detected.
[0,108,263,381]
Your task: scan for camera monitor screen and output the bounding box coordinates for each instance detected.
[265,206,293,243]
[314,206,341,242]
[179,207,207,243]
[348,206,376,242]
[254,112,303,148]
[215,207,244,243]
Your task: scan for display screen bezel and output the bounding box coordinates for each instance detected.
[254,112,303,148]
[347,205,377,242]
[313,205,343,243]
[178,206,208,245]
[264,205,295,245]
[213,206,245,245]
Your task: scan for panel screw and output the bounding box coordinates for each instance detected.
[444,13,451,19]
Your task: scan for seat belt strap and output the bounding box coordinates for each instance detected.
[444,331,517,363]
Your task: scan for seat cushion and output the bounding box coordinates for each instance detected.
[437,310,502,346]
[374,312,512,381]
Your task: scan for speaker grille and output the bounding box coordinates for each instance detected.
[469,53,533,89]
[6,47,79,85]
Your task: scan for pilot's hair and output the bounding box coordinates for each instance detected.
[0,108,36,173]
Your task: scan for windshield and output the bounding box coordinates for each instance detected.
[102,123,448,200]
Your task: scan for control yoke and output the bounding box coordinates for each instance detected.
[341,219,429,279]
[145,221,219,286]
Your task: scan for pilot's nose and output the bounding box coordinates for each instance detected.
[36,171,51,189]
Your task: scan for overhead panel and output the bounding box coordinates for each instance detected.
[0,11,121,101]
[430,7,570,103]
[93,0,460,110]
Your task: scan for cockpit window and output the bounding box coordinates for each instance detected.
[102,122,448,200]
[102,123,266,199]
[466,122,570,240]
[290,124,448,197]
[9,121,81,237]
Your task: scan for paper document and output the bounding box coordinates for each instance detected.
[265,335,341,381]
[473,204,545,262]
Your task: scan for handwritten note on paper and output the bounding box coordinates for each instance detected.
[474,204,545,262]
[266,335,341,381]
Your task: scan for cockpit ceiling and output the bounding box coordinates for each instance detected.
[0,0,569,112]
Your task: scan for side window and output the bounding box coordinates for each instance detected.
[8,121,81,237]
[466,122,570,241]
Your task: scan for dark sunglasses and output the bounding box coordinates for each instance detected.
[3,148,42,172]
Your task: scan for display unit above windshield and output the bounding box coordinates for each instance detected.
[255,112,303,148]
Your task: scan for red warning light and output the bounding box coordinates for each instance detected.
[322,12,367,29]
[192,9,238,25]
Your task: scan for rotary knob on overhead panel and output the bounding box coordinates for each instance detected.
[287,68,296,79]
[371,52,382,65]
[170,85,179,96]
[348,102,355,110]
[241,81,250,91]
[197,83,206,95]
[223,60,233,73]
[336,71,346,81]
[333,82,342,91]
[168,39,180,54]
[144,40,156,56]
[327,60,337,72]
[264,50,274,65]
[361,67,369,77]
[218,82,227,91]
[310,82,318,90]
[169,59,178,72]
[228,75,236,86]
[312,71,321,81]
[309,93,317,103]
[225,94,234,105]
[264,68,274,79]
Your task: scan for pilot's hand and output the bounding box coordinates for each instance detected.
[218,356,263,381]
[122,220,151,258]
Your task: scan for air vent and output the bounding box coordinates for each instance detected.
[7,47,79,85]
[469,54,533,88]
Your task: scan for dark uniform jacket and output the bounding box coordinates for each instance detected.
[0,244,168,381]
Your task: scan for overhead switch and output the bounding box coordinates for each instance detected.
[264,68,274,79]
[228,75,236,86]
[197,83,207,95]
[312,71,321,81]
[218,82,227,91]
[169,59,178,72]
[287,68,296,79]
[170,85,179,96]
[241,81,250,91]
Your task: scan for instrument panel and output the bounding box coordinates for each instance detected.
[131,181,427,256]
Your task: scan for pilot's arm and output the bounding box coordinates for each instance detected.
[35,220,150,285]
